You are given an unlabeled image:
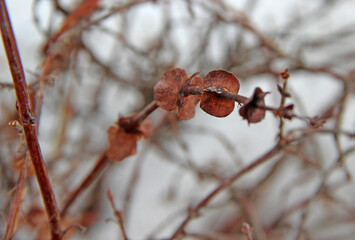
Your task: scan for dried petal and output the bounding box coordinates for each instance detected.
[154,68,188,111]
[178,75,203,120]
[239,87,268,123]
[107,126,137,162]
[200,70,240,117]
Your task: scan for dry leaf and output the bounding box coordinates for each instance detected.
[106,126,138,162]
[239,87,268,123]
[107,118,153,162]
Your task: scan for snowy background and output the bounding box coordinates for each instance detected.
[1,0,355,239]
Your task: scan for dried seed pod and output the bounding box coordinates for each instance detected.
[200,70,240,117]
[177,75,203,120]
[154,68,203,120]
[107,118,153,162]
[154,68,188,111]
[239,87,268,123]
[107,126,137,162]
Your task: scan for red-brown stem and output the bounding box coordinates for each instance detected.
[130,100,159,126]
[183,86,249,104]
[120,100,159,131]
[107,189,129,240]
[278,68,290,142]
[62,102,158,216]
[3,155,29,240]
[241,222,254,240]
[0,1,62,239]
[61,152,109,216]
[170,144,284,240]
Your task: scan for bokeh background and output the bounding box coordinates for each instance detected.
[1,0,355,239]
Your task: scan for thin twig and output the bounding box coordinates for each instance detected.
[241,222,254,240]
[0,1,62,239]
[3,154,29,240]
[107,189,129,240]
[277,68,290,142]
[169,144,285,239]
[119,100,159,132]
[61,152,109,216]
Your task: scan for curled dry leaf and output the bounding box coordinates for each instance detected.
[107,126,137,162]
[239,87,268,123]
[154,68,202,120]
[107,119,153,162]
[200,70,240,117]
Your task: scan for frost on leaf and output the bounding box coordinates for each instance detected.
[177,75,203,120]
[154,68,188,111]
[200,70,240,117]
[106,119,153,162]
[239,87,269,123]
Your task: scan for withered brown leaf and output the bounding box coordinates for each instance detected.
[239,87,268,123]
[106,119,153,162]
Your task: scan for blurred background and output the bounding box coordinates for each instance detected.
[0,0,355,239]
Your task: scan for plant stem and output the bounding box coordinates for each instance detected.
[107,189,129,240]
[0,1,62,239]
[182,86,249,104]
[61,152,109,216]
[120,100,159,131]
[170,144,284,239]
[278,68,290,142]
[3,155,29,240]
[130,100,159,126]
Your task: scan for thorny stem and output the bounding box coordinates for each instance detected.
[0,1,62,239]
[170,144,285,240]
[61,152,109,216]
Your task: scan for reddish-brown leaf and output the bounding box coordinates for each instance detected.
[154,68,188,111]
[200,70,240,117]
[177,75,203,120]
[106,126,138,162]
[239,87,268,123]
[106,118,153,162]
